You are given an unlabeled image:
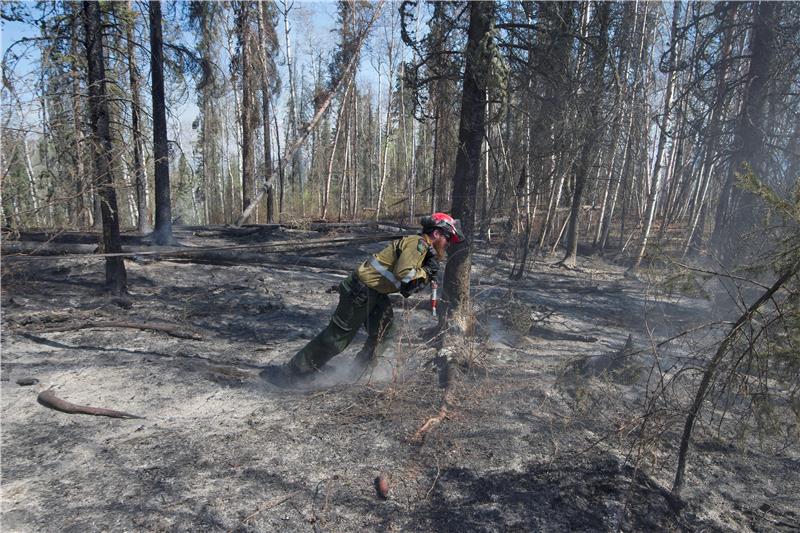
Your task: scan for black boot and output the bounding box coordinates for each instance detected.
[354,337,378,367]
[260,363,313,388]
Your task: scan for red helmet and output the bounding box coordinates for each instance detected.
[420,212,465,243]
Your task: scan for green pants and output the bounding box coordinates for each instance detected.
[288,273,394,373]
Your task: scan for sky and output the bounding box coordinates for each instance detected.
[1,1,404,150]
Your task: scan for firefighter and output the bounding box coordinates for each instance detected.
[265,213,464,387]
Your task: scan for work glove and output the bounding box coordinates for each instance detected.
[400,279,426,298]
[422,253,439,280]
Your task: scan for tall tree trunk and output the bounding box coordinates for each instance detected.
[441,0,493,318]
[126,0,149,234]
[83,0,127,296]
[322,78,353,220]
[239,2,258,216]
[710,2,779,266]
[149,0,174,244]
[262,92,275,223]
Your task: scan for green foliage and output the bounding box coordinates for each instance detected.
[737,166,800,223]
[736,166,800,276]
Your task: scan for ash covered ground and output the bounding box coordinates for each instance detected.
[2,226,798,532]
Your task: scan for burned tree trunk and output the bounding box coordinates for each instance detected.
[238,2,258,216]
[83,0,127,296]
[149,0,174,244]
[440,0,493,318]
[711,2,779,266]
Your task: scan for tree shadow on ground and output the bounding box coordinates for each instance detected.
[410,454,721,532]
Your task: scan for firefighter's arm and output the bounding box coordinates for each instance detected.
[395,238,430,297]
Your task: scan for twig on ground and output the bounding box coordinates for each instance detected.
[426,457,442,499]
[230,490,300,532]
[410,388,454,445]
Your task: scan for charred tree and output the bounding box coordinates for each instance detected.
[441,0,493,318]
[148,0,174,244]
[82,0,127,296]
[237,2,259,216]
[711,2,780,266]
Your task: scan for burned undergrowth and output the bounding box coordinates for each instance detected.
[2,226,798,532]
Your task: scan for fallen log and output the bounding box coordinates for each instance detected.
[29,321,203,340]
[4,230,145,245]
[37,389,144,419]
[169,253,352,274]
[2,241,100,256]
[3,232,408,261]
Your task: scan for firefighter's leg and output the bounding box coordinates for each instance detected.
[288,275,372,373]
[356,293,394,364]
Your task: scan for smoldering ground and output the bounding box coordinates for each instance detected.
[1,228,798,532]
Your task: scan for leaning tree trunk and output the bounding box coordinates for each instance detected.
[149,0,174,244]
[83,0,127,296]
[672,259,799,497]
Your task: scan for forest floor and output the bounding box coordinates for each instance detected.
[1,224,798,532]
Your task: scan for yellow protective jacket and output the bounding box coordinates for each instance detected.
[356,235,432,294]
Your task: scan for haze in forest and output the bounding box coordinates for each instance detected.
[1,2,799,529]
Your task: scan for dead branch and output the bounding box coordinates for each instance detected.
[410,387,455,445]
[228,491,300,532]
[37,389,144,419]
[28,321,203,340]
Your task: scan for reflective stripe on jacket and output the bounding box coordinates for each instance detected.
[356,236,431,294]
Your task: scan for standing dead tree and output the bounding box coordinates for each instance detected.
[413,0,494,444]
[148,0,174,244]
[83,0,127,297]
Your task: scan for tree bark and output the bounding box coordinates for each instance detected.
[239,2,258,216]
[148,0,174,244]
[710,2,779,266]
[83,0,127,296]
[441,0,493,317]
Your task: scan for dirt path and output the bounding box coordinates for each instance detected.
[2,230,797,532]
